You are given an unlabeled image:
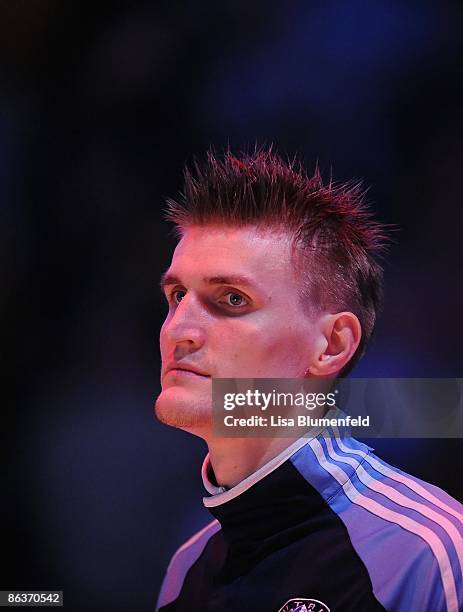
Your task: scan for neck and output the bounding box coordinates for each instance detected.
[205,435,301,489]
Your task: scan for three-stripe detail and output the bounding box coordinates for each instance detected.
[306,432,463,612]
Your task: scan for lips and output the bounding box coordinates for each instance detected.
[164,363,210,378]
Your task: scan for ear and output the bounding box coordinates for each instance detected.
[307,312,362,377]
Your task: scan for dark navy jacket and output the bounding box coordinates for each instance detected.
[157,430,463,611]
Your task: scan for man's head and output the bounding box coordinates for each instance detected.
[155,147,388,436]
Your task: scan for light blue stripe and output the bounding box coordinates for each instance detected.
[290,435,459,611]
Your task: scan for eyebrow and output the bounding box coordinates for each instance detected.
[160,272,260,292]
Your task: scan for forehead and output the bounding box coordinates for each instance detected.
[168,224,297,284]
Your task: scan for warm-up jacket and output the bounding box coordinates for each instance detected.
[156,429,463,611]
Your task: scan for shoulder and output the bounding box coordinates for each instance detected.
[359,449,463,611]
[298,434,463,611]
[156,519,221,611]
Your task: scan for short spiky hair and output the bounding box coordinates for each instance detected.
[165,146,389,374]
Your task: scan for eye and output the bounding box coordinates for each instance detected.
[223,292,248,307]
[172,289,186,304]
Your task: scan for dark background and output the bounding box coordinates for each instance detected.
[1,2,462,610]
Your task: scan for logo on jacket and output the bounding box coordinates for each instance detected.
[278,598,330,612]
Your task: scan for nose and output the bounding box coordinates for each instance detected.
[161,292,206,356]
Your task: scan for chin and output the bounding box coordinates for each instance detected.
[154,386,212,432]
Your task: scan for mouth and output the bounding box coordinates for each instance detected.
[164,366,210,379]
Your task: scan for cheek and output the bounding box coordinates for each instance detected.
[215,322,312,377]
[159,317,171,357]
[262,326,311,368]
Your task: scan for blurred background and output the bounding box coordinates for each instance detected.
[1,1,462,610]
